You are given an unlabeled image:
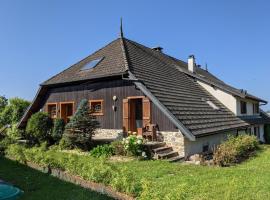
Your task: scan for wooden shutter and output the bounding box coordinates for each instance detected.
[143,97,151,127]
[123,99,130,133]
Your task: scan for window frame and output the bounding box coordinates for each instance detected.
[253,103,259,114]
[46,103,58,119]
[89,99,104,116]
[240,100,247,114]
[59,101,75,123]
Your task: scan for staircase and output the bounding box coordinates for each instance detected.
[145,142,184,162]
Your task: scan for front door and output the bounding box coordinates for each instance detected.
[60,102,74,123]
[123,97,151,134]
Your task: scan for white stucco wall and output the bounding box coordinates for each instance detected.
[183,131,237,157]
[198,81,237,114]
[198,81,260,116]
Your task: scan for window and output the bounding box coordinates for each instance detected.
[80,58,103,71]
[47,103,57,119]
[89,100,103,115]
[202,144,209,153]
[240,101,247,114]
[253,103,259,114]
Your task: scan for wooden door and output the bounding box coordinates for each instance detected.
[123,99,130,133]
[129,100,136,132]
[142,97,151,127]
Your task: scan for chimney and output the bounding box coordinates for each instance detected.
[188,55,196,73]
[152,46,163,52]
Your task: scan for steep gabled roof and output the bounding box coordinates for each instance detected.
[42,38,127,86]
[122,38,248,136]
[20,36,264,138]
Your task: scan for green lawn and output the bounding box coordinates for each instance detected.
[4,144,270,199]
[0,158,113,200]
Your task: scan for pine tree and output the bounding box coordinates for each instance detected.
[63,99,99,150]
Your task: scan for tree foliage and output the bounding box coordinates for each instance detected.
[26,112,53,144]
[63,99,99,150]
[0,97,30,126]
[52,118,65,143]
[0,95,8,113]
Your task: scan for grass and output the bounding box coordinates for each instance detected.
[0,157,113,200]
[114,146,270,199]
[4,144,270,199]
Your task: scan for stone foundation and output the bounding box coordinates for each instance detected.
[93,129,123,140]
[157,131,185,157]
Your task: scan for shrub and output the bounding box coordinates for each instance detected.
[5,144,26,163]
[58,136,73,150]
[213,135,259,166]
[52,118,65,143]
[90,144,114,158]
[122,135,145,156]
[6,124,24,140]
[63,99,99,150]
[0,137,15,155]
[26,112,53,144]
[111,140,126,156]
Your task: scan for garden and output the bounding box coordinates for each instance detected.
[1,96,270,200]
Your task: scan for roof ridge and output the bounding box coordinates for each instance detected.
[119,37,129,71]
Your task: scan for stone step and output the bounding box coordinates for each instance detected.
[153,146,173,153]
[145,142,166,150]
[167,156,185,163]
[157,151,179,159]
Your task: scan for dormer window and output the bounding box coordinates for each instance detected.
[253,103,259,114]
[240,101,247,114]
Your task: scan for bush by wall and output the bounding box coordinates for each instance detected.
[63,99,99,150]
[90,144,115,158]
[26,112,53,144]
[111,140,126,156]
[52,118,65,143]
[213,135,259,167]
[122,135,144,156]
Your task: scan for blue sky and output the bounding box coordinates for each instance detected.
[0,0,269,110]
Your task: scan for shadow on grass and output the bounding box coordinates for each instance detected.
[0,157,114,200]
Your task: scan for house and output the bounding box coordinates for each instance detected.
[18,29,270,158]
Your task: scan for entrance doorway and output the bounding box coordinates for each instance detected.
[130,98,143,133]
[123,97,151,135]
[60,102,74,123]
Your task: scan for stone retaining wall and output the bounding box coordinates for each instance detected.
[93,129,123,140]
[157,131,185,157]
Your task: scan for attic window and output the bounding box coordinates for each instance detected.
[80,58,103,71]
[206,100,219,110]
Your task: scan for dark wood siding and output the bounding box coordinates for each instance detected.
[41,79,176,131]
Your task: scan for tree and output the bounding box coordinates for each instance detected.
[0,96,8,113]
[63,99,99,150]
[0,97,30,126]
[52,118,65,143]
[26,112,53,144]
